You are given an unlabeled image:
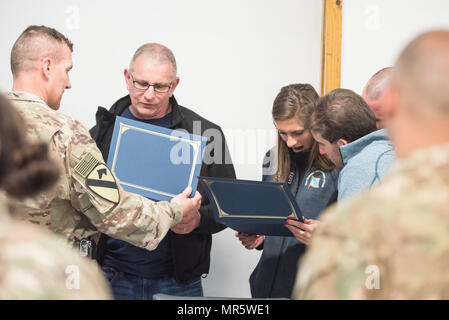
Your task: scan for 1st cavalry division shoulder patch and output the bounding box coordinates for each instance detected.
[74,153,120,204]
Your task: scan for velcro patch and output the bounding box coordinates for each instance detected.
[74,153,99,178]
[85,164,120,204]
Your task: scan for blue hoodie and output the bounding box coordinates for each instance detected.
[338,129,395,202]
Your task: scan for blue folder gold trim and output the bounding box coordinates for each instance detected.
[199,176,304,236]
[107,116,207,201]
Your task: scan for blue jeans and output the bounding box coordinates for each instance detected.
[102,265,203,300]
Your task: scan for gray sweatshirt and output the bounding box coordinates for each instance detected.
[338,129,395,202]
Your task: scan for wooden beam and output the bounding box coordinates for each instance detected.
[321,0,343,95]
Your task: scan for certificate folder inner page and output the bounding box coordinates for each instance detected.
[198,176,304,237]
[107,116,206,202]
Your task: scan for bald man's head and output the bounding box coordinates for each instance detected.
[385,30,449,158]
[362,67,393,129]
[11,25,73,76]
[363,68,393,100]
[394,30,449,116]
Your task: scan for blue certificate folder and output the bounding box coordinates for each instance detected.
[107,116,207,201]
[198,177,304,237]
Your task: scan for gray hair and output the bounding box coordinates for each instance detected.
[129,43,177,79]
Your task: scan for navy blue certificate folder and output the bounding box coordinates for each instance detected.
[107,116,207,201]
[198,176,304,237]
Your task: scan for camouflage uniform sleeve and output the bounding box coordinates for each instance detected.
[292,204,354,299]
[0,196,110,299]
[292,195,393,300]
[0,221,111,300]
[63,120,183,251]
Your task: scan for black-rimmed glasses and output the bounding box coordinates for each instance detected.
[130,74,172,93]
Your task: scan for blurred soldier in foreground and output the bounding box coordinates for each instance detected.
[0,95,110,299]
[7,25,201,257]
[293,30,449,299]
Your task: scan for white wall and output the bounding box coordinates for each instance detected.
[0,0,323,297]
[341,0,449,94]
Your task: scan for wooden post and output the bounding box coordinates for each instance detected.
[321,0,343,95]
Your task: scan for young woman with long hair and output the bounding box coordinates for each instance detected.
[236,84,339,298]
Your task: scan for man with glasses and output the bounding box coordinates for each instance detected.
[90,43,236,300]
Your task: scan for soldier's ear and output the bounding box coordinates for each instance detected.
[42,57,52,79]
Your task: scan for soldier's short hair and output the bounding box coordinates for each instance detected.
[311,88,377,143]
[129,43,177,79]
[11,25,73,76]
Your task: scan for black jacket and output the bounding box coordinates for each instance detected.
[90,95,236,284]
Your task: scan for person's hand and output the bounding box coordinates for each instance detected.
[170,187,202,234]
[285,217,320,245]
[235,232,264,250]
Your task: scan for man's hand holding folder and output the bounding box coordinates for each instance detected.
[170,187,202,234]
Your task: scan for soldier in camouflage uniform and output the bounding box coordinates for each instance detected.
[0,94,110,299]
[0,194,111,299]
[293,30,449,299]
[7,25,201,255]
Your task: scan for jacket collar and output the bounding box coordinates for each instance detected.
[340,129,390,166]
[8,91,49,108]
[107,95,184,128]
